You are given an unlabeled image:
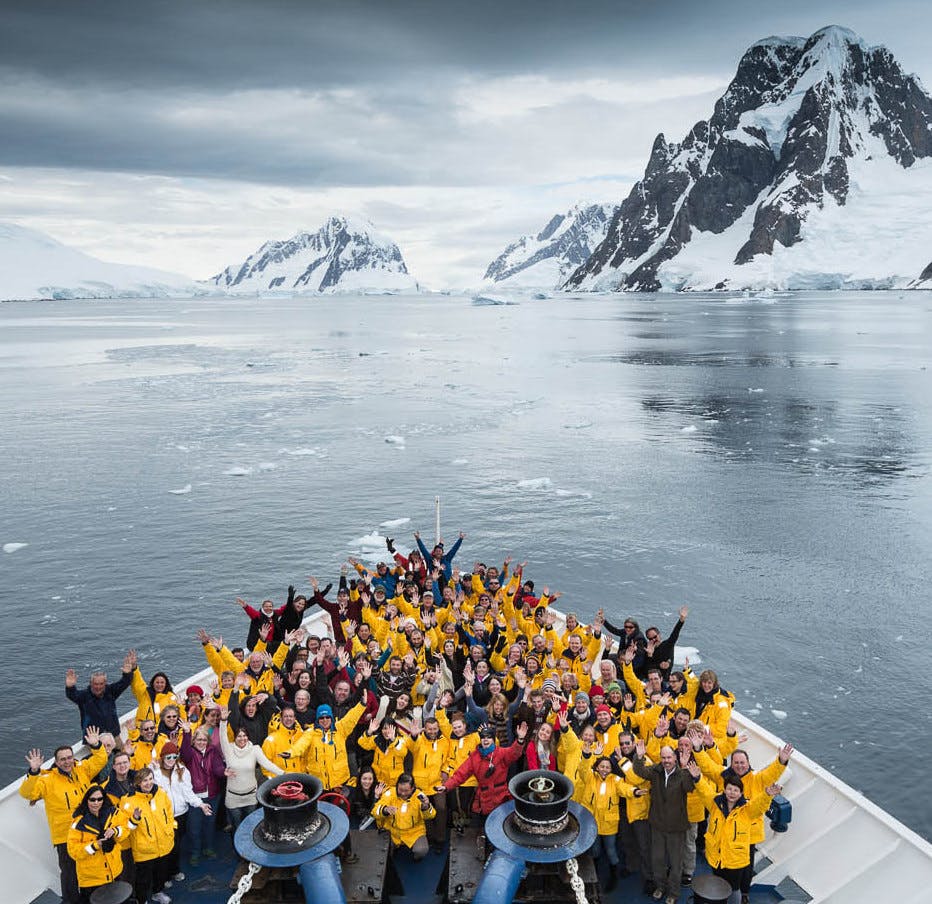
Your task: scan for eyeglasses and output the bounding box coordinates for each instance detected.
[646,633,659,641]
[624,624,635,630]
[163,754,179,761]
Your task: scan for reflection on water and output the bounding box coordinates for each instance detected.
[640,394,922,485]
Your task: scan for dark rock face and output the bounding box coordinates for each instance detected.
[566,26,932,291]
[920,261,932,281]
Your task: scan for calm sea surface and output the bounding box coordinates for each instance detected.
[2,291,931,840]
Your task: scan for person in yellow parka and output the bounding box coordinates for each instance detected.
[130,654,179,726]
[403,718,450,850]
[67,783,138,901]
[687,758,783,901]
[261,705,305,776]
[288,701,365,791]
[372,773,436,861]
[20,726,109,904]
[121,767,176,904]
[690,734,793,902]
[577,755,641,891]
[358,717,410,787]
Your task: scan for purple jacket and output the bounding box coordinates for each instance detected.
[180,730,227,797]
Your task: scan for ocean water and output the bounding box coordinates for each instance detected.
[1,290,930,841]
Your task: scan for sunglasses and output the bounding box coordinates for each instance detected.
[163,754,179,761]
[88,796,105,802]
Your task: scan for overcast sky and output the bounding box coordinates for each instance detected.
[1,0,930,287]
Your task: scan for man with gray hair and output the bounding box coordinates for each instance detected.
[64,648,136,735]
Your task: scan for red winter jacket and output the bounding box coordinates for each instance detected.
[444,738,527,814]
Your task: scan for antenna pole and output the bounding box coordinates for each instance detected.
[434,496,441,544]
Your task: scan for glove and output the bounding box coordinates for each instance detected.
[386,537,395,553]
[287,585,295,605]
[100,836,116,853]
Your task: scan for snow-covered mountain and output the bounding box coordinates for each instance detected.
[482,203,617,288]
[211,216,420,294]
[0,223,199,301]
[566,25,932,292]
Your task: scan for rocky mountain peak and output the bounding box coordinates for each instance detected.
[211,214,417,294]
[565,25,932,292]
[482,202,617,288]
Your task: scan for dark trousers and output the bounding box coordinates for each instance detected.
[715,865,746,891]
[166,811,188,877]
[450,787,474,828]
[56,842,80,904]
[134,853,172,904]
[650,827,686,898]
[427,791,447,846]
[630,819,653,880]
[740,843,757,893]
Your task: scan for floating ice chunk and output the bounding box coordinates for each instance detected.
[257,462,278,472]
[517,477,552,490]
[224,466,252,477]
[175,444,189,452]
[452,458,469,465]
[384,435,406,446]
[168,484,192,495]
[895,635,903,642]
[673,645,701,665]
[350,532,387,550]
[771,709,788,720]
[380,518,410,529]
[681,425,697,433]
[3,542,28,554]
[555,489,593,499]
[748,388,764,393]
[40,614,58,625]
[747,708,761,716]
[278,447,321,457]
[563,422,593,430]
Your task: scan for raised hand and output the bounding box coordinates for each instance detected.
[654,716,669,738]
[308,576,319,590]
[375,781,388,797]
[687,760,701,779]
[236,597,248,609]
[778,743,794,764]
[678,747,692,768]
[634,740,646,758]
[766,782,783,796]
[515,721,529,741]
[132,807,142,821]
[679,605,689,620]
[258,621,272,640]
[65,669,77,688]
[85,726,101,747]
[219,706,230,721]
[25,748,43,771]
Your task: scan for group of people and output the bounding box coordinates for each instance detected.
[23,529,793,904]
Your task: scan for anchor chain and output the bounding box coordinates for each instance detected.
[227,861,262,904]
[565,857,590,904]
